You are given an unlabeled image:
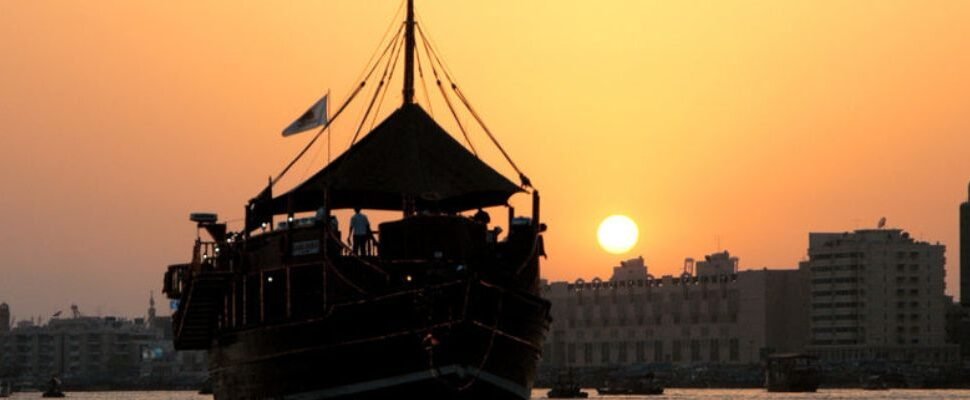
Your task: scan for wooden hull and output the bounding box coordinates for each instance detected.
[208,279,549,400]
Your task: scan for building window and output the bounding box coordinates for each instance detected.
[672,340,682,362]
[618,342,628,363]
[690,339,701,362]
[636,341,646,362]
[710,339,720,362]
[729,339,739,361]
[654,340,664,362]
[583,343,593,364]
[601,342,610,363]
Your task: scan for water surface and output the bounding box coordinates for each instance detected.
[6,389,970,399]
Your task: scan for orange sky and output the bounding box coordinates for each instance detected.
[2,1,969,319]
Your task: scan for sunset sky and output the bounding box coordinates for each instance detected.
[2,1,970,319]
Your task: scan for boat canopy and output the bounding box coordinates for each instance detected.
[270,103,522,213]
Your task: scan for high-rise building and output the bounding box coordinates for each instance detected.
[802,228,958,363]
[0,302,10,333]
[960,182,969,307]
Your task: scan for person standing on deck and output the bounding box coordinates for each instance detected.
[473,208,491,225]
[348,208,372,255]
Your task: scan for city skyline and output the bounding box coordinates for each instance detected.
[1,221,958,321]
[2,1,970,318]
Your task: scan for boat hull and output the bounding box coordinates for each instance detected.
[208,279,549,400]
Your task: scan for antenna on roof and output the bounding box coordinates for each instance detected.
[877,217,886,229]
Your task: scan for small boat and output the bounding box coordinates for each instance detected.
[197,377,213,395]
[547,387,587,399]
[40,376,64,398]
[546,370,587,399]
[40,376,65,398]
[596,373,664,396]
[862,375,889,391]
[765,353,819,392]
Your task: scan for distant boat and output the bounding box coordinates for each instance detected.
[765,353,819,392]
[862,375,889,391]
[197,377,213,395]
[40,376,64,398]
[595,373,664,396]
[546,370,587,399]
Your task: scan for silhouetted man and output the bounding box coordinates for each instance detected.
[473,208,491,225]
[349,208,372,255]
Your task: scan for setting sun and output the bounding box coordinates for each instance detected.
[597,215,639,254]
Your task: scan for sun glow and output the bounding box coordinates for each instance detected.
[597,215,639,254]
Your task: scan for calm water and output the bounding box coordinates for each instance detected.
[6,390,970,399]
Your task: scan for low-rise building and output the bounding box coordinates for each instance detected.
[541,252,809,370]
[0,299,206,388]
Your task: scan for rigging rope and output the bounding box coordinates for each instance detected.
[351,26,405,146]
[416,23,531,188]
[427,280,502,391]
[370,27,407,132]
[353,0,406,86]
[414,31,434,118]
[272,23,405,186]
[452,85,531,188]
[301,106,328,179]
[417,26,477,157]
[326,226,390,280]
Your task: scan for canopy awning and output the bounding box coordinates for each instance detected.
[269,103,522,214]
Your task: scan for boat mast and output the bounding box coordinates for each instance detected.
[403,0,416,105]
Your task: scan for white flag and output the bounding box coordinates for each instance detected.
[282,94,329,137]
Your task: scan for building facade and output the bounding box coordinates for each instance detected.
[0,303,9,334]
[944,298,970,362]
[0,301,207,388]
[961,183,969,307]
[541,253,808,370]
[802,229,958,363]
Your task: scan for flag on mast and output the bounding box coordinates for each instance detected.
[282,93,329,136]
